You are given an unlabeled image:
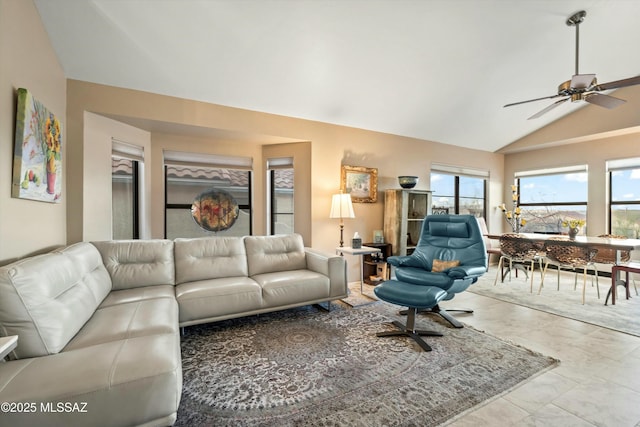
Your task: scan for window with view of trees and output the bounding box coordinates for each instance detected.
[609,158,640,237]
[430,170,487,218]
[516,166,588,235]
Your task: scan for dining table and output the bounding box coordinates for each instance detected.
[486,233,640,305]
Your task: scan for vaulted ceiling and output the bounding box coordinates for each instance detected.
[34,0,640,152]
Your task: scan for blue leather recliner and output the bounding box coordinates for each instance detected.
[374,214,488,351]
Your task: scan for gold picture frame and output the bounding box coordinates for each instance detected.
[340,165,378,203]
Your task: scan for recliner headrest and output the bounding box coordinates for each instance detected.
[429,222,469,238]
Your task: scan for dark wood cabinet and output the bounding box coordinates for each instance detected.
[362,243,392,285]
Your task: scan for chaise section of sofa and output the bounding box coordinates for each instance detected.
[0,241,181,427]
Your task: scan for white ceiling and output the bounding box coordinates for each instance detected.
[33,0,640,152]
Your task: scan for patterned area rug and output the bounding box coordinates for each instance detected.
[341,281,379,307]
[175,303,557,426]
[470,266,640,337]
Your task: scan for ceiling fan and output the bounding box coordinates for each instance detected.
[504,10,640,120]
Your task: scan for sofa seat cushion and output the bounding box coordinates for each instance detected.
[64,297,179,351]
[176,277,262,325]
[0,333,181,427]
[252,270,330,307]
[98,285,176,308]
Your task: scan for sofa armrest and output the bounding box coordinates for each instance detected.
[305,248,347,298]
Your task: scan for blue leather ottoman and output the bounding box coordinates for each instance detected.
[373,280,448,351]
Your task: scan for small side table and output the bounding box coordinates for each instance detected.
[336,246,382,294]
[0,335,18,361]
[362,242,392,285]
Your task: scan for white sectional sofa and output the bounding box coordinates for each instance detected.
[0,234,346,426]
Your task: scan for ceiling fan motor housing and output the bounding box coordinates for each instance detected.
[558,76,597,101]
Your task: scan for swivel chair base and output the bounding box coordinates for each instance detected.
[377,307,443,351]
[399,304,471,329]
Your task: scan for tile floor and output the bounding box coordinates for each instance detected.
[440,286,640,427]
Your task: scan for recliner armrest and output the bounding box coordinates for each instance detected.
[447,265,486,279]
[387,255,419,267]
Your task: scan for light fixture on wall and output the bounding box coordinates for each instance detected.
[329,192,355,247]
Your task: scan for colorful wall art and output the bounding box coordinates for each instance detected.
[12,88,62,203]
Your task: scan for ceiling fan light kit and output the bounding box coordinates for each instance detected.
[505,10,640,119]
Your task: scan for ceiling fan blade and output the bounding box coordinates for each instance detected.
[593,75,640,91]
[504,93,564,108]
[584,92,626,109]
[527,98,569,120]
[571,74,596,89]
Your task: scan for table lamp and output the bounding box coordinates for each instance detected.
[329,193,355,247]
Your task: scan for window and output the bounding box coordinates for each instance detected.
[111,139,143,239]
[516,165,588,234]
[430,165,487,218]
[164,151,252,239]
[269,168,294,235]
[608,158,640,237]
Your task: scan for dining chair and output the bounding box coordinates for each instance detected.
[493,233,544,293]
[477,217,501,270]
[541,237,599,304]
[593,234,637,304]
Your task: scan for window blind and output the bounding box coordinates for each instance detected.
[431,163,489,178]
[112,138,144,162]
[163,150,252,170]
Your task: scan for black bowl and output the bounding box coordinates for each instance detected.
[398,176,418,189]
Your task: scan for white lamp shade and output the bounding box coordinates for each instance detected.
[329,193,355,219]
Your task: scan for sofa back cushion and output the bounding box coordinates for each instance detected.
[92,240,175,290]
[174,236,248,284]
[245,234,307,276]
[0,242,112,359]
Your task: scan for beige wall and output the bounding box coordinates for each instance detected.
[0,0,67,264]
[65,80,503,280]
